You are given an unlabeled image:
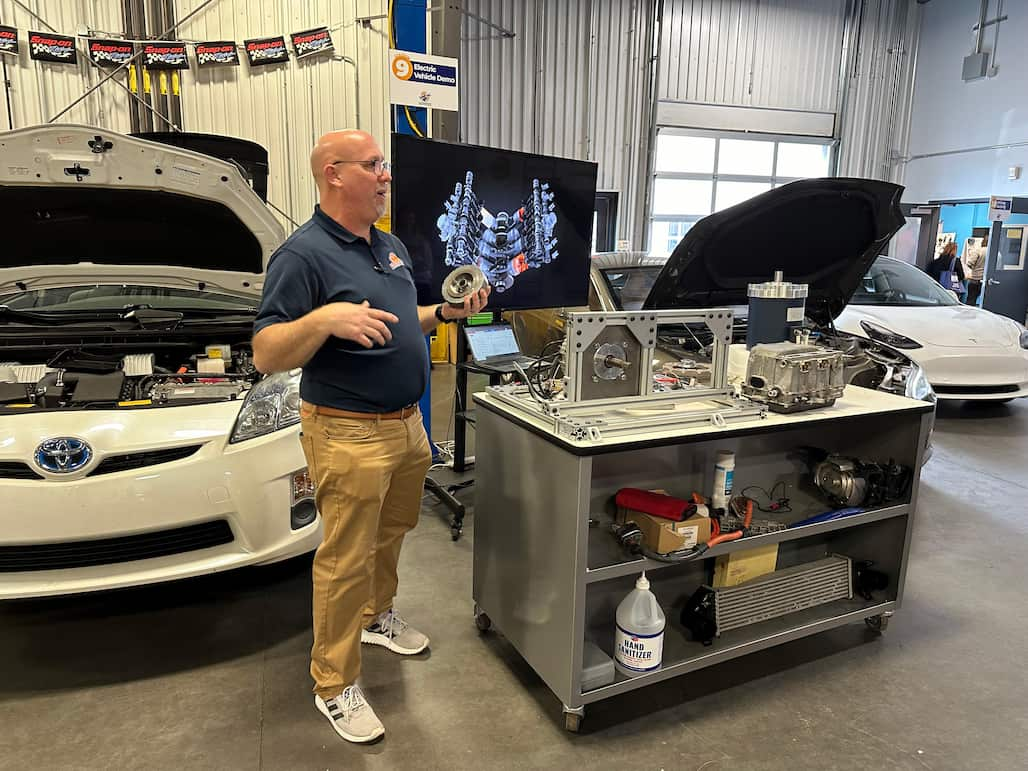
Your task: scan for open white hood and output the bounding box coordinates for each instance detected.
[0,124,285,298]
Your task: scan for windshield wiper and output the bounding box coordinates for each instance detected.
[0,305,99,325]
[157,305,258,316]
[117,305,183,330]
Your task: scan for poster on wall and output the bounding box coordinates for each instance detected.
[195,41,239,67]
[87,39,134,68]
[291,27,333,59]
[244,36,289,67]
[0,25,18,56]
[29,31,77,63]
[143,41,189,69]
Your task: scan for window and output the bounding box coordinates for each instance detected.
[851,258,958,307]
[648,130,834,257]
[593,192,619,252]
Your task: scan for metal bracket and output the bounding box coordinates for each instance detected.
[63,164,90,181]
[88,135,113,154]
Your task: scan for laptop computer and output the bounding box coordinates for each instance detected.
[464,323,538,374]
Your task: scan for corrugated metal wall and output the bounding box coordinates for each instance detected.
[0,0,132,131]
[658,0,848,113]
[174,0,391,232]
[836,0,920,184]
[460,0,656,246]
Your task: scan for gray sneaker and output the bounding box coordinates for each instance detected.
[361,608,430,655]
[314,685,385,744]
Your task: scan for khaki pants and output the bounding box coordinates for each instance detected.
[299,406,432,698]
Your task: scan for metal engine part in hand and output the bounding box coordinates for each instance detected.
[441,264,488,305]
[743,342,845,413]
[593,343,631,380]
[813,456,868,507]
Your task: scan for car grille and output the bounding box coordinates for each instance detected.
[932,384,1020,395]
[89,445,202,476]
[0,520,234,572]
[0,445,203,480]
[0,462,43,480]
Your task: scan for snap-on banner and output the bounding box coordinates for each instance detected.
[87,39,134,68]
[143,41,189,69]
[290,27,333,59]
[0,25,18,56]
[195,41,239,67]
[29,31,77,63]
[244,36,289,67]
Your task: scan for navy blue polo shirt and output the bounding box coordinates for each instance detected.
[254,206,429,412]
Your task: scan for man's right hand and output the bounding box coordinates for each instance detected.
[317,301,399,348]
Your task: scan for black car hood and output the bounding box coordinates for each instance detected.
[643,178,905,325]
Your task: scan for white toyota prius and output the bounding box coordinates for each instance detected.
[0,124,321,599]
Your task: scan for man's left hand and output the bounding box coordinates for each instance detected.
[443,285,491,320]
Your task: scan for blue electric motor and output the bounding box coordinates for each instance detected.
[746,271,809,348]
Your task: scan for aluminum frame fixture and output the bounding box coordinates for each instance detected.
[486,309,766,442]
[564,309,734,403]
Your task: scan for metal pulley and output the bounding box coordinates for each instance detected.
[441,264,488,305]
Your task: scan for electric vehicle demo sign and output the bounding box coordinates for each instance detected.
[389,49,459,112]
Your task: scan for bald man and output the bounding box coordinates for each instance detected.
[253,130,488,744]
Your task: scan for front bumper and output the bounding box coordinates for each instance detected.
[0,402,321,599]
[917,348,1028,401]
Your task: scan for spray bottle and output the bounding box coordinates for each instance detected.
[614,572,666,677]
[712,450,735,512]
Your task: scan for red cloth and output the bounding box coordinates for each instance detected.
[615,488,694,522]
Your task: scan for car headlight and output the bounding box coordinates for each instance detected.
[1019,329,1028,349]
[230,369,302,443]
[860,320,922,350]
[904,364,935,402]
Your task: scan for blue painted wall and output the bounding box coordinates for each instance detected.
[938,202,990,253]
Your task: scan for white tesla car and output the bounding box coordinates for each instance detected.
[0,125,321,599]
[835,256,1028,401]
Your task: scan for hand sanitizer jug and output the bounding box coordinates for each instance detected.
[614,572,666,677]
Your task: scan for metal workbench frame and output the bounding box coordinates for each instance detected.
[471,387,934,730]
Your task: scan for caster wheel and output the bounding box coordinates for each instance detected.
[474,606,491,633]
[451,527,462,541]
[563,712,582,732]
[865,613,890,632]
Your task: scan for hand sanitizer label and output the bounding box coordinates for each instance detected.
[615,625,664,673]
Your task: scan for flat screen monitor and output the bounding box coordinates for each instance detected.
[391,134,598,311]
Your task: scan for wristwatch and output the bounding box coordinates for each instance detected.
[434,304,448,323]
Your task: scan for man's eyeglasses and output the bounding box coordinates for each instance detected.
[330,159,391,175]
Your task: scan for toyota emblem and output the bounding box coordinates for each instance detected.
[34,437,93,474]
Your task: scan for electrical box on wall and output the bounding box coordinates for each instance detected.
[962,52,989,81]
[1009,167,1021,181]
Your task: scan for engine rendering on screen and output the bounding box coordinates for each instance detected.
[436,171,558,293]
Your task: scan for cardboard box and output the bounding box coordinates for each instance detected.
[618,507,711,554]
[712,543,780,588]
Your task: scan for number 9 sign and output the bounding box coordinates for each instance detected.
[391,53,413,81]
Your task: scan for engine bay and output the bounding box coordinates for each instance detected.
[0,342,259,409]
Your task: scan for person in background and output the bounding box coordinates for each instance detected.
[964,235,988,306]
[927,241,965,293]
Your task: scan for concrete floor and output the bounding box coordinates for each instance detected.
[2,369,1027,770]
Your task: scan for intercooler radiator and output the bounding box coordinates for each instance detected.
[682,555,853,644]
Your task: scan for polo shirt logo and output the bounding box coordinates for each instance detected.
[388,252,403,270]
